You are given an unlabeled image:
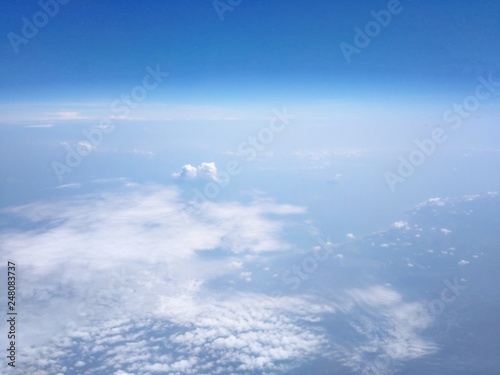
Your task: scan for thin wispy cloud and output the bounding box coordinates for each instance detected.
[24,124,54,128]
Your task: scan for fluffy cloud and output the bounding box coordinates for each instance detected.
[153,294,333,373]
[22,293,334,375]
[1,184,441,374]
[423,197,446,207]
[1,184,324,374]
[172,162,218,181]
[392,221,409,230]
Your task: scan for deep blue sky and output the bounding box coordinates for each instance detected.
[1,0,500,105]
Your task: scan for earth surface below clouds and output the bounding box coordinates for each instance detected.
[1,188,499,375]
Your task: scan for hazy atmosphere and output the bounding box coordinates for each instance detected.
[1,1,499,374]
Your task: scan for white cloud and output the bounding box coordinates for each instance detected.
[1,184,321,374]
[458,260,470,266]
[24,124,54,128]
[172,162,218,181]
[52,111,82,120]
[392,221,409,230]
[426,197,446,206]
[77,140,96,154]
[54,183,81,189]
[174,163,198,179]
[417,197,447,208]
[331,286,437,374]
[1,184,439,374]
[240,271,252,282]
[464,194,481,201]
[229,261,243,269]
[21,292,335,374]
[440,228,452,235]
[153,294,333,373]
[346,233,356,239]
[132,148,154,157]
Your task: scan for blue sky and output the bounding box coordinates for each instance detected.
[2,2,500,374]
[1,1,499,197]
[1,0,499,212]
[2,0,500,106]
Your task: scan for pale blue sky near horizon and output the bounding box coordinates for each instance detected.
[2,3,500,373]
[1,0,499,235]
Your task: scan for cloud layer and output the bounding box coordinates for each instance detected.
[0,184,441,374]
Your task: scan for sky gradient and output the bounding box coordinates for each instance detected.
[2,0,500,105]
[2,2,500,374]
